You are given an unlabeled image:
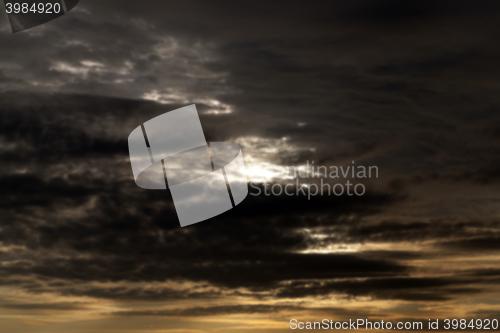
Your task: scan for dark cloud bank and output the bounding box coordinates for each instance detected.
[0,0,499,326]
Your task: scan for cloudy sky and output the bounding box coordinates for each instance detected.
[1,0,500,332]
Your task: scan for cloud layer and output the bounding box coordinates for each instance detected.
[0,1,499,332]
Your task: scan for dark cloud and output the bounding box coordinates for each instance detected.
[56,286,220,301]
[326,218,500,245]
[112,304,300,317]
[0,1,499,330]
[110,304,374,317]
[441,236,500,251]
[275,277,481,301]
[1,302,87,310]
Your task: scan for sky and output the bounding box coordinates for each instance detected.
[0,0,500,332]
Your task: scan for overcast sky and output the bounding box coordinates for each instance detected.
[0,1,500,332]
